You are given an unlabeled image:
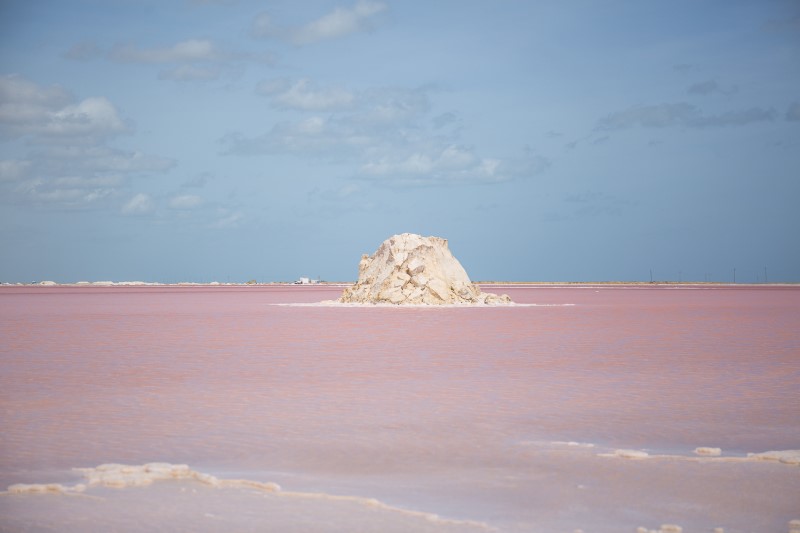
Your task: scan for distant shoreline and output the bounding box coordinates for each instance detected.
[2,281,798,288]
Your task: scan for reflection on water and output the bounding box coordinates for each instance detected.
[1,285,799,532]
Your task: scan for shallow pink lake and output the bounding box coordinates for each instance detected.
[1,284,799,532]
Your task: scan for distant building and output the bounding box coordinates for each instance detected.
[294,277,320,284]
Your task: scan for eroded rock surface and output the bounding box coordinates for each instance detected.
[339,233,511,305]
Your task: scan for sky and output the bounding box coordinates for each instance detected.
[1,0,798,283]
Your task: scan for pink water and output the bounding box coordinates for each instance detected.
[1,285,799,532]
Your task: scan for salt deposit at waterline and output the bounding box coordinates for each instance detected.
[3,449,800,533]
[1,284,799,532]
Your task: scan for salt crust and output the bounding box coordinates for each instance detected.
[5,457,796,532]
[600,448,800,466]
[746,450,800,465]
[519,441,800,467]
[521,441,800,468]
[2,463,494,531]
[636,525,683,533]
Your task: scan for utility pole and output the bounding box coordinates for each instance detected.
[733,268,736,284]
[650,269,653,283]
[764,266,768,284]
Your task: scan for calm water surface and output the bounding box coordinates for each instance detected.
[1,285,799,532]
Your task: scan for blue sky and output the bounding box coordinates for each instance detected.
[1,0,798,283]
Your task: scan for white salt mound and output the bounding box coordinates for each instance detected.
[694,447,722,456]
[339,233,512,305]
[613,449,650,459]
[747,450,800,465]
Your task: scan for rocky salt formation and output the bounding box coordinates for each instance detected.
[339,233,511,305]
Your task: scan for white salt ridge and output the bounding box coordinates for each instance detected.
[2,463,494,532]
[601,447,800,466]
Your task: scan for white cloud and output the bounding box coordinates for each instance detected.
[0,74,71,109]
[105,38,261,82]
[212,209,244,228]
[11,174,120,207]
[1,76,128,141]
[252,1,388,45]
[190,0,238,5]
[44,97,128,137]
[306,182,375,218]
[63,41,103,61]
[359,144,545,186]
[250,12,277,39]
[0,159,32,182]
[432,112,458,129]
[293,0,387,45]
[786,102,800,122]
[0,74,72,134]
[560,191,636,219]
[254,80,426,121]
[229,84,431,157]
[158,65,220,82]
[1,146,171,208]
[0,76,174,210]
[110,39,221,64]
[361,145,496,184]
[597,102,776,130]
[226,81,546,187]
[121,193,155,215]
[32,145,174,175]
[223,114,373,156]
[686,79,737,96]
[597,103,699,129]
[354,87,430,125]
[51,175,124,188]
[256,78,355,111]
[693,107,776,127]
[169,194,204,209]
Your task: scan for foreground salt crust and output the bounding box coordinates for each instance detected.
[3,463,493,531]
[4,452,798,533]
[339,233,511,305]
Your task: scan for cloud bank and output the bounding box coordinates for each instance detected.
[597,102,776,130]
[251,0,388,45]
[0,75,172,208]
